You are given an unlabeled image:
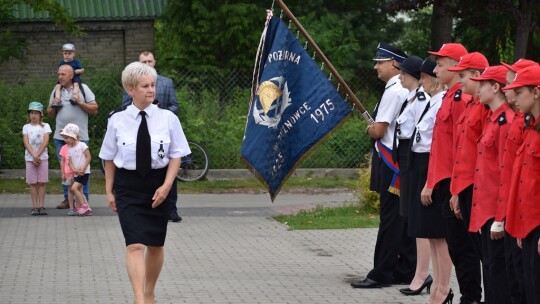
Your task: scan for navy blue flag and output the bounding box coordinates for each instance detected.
[241,16,351,201]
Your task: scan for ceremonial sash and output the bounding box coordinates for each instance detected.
[376,139,400,196]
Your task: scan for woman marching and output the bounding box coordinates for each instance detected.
[503,65,540,304]
[99,62,191,304]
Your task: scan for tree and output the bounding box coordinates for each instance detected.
[0,0,80,63]
[384,0,540,62]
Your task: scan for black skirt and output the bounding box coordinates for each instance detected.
[114,167,171,247]
[407,152,446,238]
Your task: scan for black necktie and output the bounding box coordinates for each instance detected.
[392,99,411,163]
[408,100,431,153]
[136,111,151,177]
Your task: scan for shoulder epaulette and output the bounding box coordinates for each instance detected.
[453,89,462,101]
[417,91,427,101]
[156,100,174,112]
[497,111,507,126]
[108,106,127,118]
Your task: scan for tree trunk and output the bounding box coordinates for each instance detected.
[513,0,531,61]
[430,0,454,50]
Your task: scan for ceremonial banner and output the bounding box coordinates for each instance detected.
[241,16,351,201]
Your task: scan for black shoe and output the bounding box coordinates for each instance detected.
[399,275,432,295]
[169,211,182,222]
[442,289,454,304]
[350,278,390,288]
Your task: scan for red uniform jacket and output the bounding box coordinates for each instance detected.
[495,112,527,222]
[426,83,469,189]
[450,98,490,195]
[470,103,514,232]
[505,122,540,238]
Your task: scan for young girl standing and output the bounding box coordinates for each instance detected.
[23,101,52,215]
[59,143,76,215]
[503,65,540,304]
[60,123,92,216]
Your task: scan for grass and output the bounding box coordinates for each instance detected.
[274,204,380,230]
[1,175,381,230]
[0,176,357,194]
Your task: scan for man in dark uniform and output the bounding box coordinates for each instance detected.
[351,43,416,288]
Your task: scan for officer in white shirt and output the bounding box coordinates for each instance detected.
[352,43,416,289]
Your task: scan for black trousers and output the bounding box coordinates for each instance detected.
[367,157,416,284]
[480,219,511,304]
[522,226,540,304]
[440,179,482,303]
[504,233,527,304]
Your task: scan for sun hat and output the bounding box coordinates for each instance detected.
[60,123,80,139]
[28,101,44,115]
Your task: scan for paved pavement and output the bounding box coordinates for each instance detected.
[0,192,459,304]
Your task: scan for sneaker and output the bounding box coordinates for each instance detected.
[77,204,90,216]
[169,211,182,222]
[31,208,39,216]
[38,207,48,215]
[67,209,77,216]
[57,199,69,209]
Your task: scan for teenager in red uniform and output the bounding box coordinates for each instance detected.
[469,65,515,304]
[503,65,540,304]
[494,59,538,304]
[422,43,479,304]
[446,52,490,304]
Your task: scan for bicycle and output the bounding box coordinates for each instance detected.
[100,140,209,182]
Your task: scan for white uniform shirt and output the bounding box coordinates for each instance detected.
[99,104,190,170]
[411,90,445,153]
[374,74,408,152]
[396,87,429,140]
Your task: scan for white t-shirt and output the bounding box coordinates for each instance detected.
[68,141,91,174]
[374,74,408,152]
[22,123,52,161]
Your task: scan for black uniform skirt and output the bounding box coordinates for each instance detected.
[114,167,171,247]
[397,139,411,217]
[407,152,446,238]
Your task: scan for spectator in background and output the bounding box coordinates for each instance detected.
[23,101,52,216]
[47,64,98,209]
[122,50,182,223]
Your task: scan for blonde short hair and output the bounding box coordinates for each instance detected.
[121,61,157,91]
